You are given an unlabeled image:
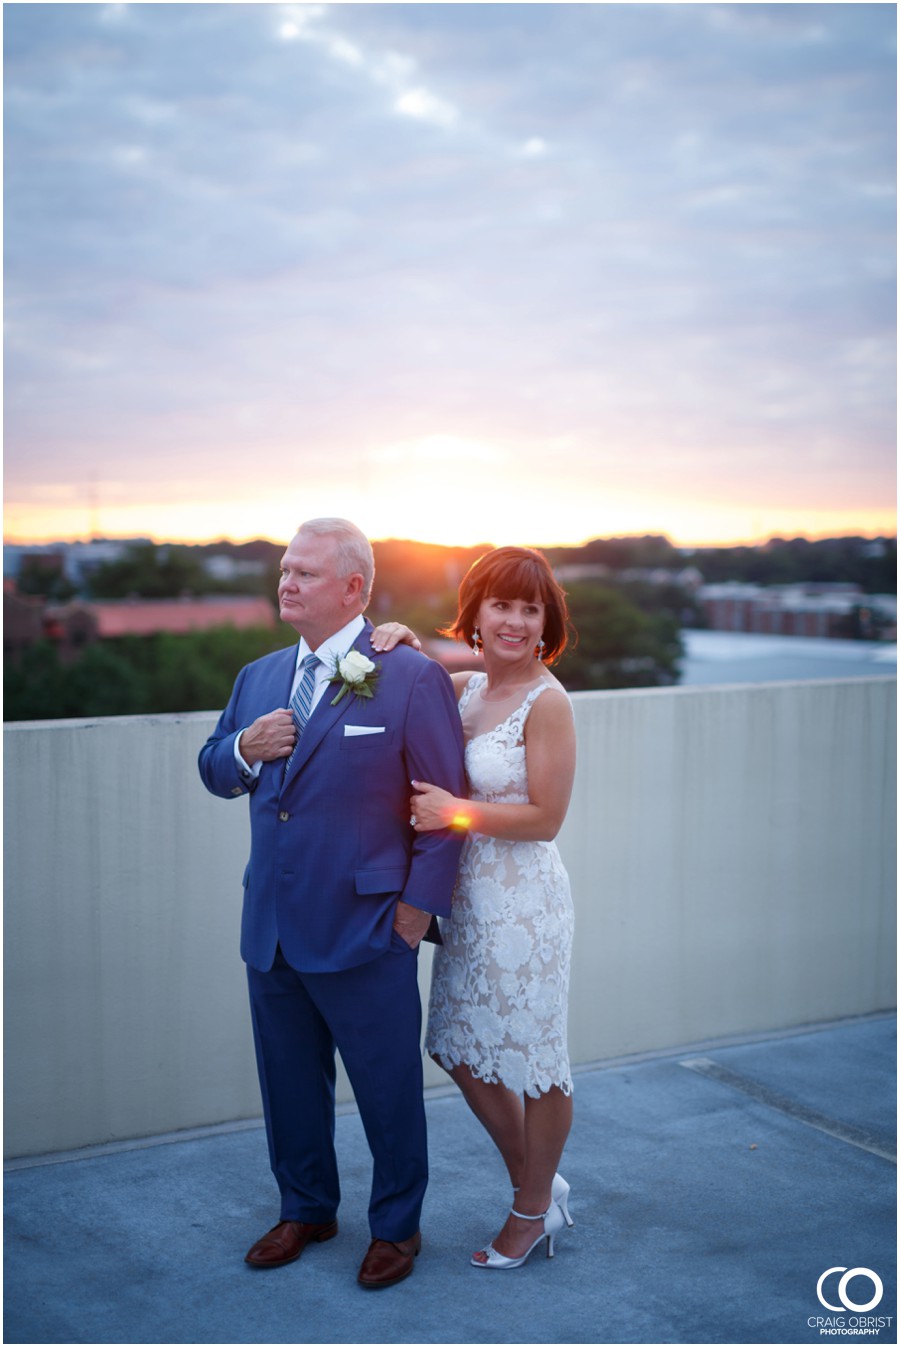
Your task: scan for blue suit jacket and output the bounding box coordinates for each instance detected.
[198,621,466,973]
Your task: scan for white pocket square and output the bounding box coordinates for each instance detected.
[344,725,386,737]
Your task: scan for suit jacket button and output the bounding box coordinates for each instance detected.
[231,786,243,797]
[279,811,290,822]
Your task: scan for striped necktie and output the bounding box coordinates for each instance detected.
[283,653,320,776]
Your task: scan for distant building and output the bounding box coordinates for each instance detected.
[553,562,704,591]
[2,539,144,583]
[618,565,704,591]
[201,554,269,583]
[42,603,98,663]
[699,582,895,640]
[552,563,612,584]
[4,586,276,664]
[3,582,44,663]
[61,540,141,586]
[64,595,276,639]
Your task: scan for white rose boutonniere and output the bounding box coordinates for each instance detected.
[329,649,380,705]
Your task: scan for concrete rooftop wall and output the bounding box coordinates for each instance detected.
[4,677,896,1159]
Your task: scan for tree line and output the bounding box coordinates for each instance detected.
[6,530,891,721]
[17,532,895,605]
[4,585,682,721]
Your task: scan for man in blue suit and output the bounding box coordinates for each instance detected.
[199,518,465,1289]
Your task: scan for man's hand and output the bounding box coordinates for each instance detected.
[392,900,432,949]
[238,709,296,763]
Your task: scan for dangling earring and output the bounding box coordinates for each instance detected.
[536,637,546,661]
[472,626,481,655]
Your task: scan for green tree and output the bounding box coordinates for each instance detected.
[85,543,211,599]
[555,583,682,690]
[138,627,292,713]
[65,643,148,717]
[4,641,69,720]
[692,536,896,593]
[18,556,76,602]
[3,626,293,721]
[369,582,685,693]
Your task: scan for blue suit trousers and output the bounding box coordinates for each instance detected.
[247,936,428,1242]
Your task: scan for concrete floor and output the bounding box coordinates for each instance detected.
[4,1013,896,1346]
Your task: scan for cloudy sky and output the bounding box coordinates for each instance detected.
[4,1,896,547]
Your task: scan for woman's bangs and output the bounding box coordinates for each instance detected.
[488,557,550,606]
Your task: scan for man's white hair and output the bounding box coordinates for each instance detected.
[297,517,375,606]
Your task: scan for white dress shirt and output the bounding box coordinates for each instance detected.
[235,614,367,779]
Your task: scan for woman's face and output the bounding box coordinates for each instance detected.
[476,593,546,663]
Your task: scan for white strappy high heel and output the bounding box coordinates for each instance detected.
[471,1200,566,1269]
[551,1172,574,1228]
[512,1172,574,1228]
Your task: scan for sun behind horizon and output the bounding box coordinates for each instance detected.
[3,432,896,551]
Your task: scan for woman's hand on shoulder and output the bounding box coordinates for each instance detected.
[370,622,421,653]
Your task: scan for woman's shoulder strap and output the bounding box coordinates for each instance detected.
[457,670,486,711]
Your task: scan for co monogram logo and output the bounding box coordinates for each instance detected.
[817,1267,884,1313]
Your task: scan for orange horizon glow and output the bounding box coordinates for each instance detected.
[4,504,896,553]
[4,522,896,551]
[4,432,896,553]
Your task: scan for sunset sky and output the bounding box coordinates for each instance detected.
[4,2,896,549]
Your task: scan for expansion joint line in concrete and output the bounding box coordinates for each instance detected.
[679,1056,896,1164]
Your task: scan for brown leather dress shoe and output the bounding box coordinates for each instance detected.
[357,1232,422,1289]
[244,1218,338,1268]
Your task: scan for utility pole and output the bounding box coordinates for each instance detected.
[88,472,99,541]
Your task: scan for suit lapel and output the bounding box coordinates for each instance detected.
[281,621,375,787]
[254,645,299,791]
[270,644,299,704]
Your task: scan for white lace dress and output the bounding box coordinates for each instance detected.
[425,674,575,1098]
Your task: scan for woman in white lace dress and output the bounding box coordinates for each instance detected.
[374,546,576,1270]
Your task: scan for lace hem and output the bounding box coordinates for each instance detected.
[427,1042,574,1100]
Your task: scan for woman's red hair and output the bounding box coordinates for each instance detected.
[441,546,571,665]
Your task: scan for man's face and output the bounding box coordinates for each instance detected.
[278,530,361,645]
